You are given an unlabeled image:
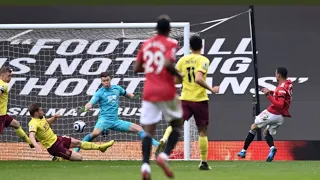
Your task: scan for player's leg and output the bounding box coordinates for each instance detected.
[70,137,114,153]
[7,116,33,148]
[156,97,183,178]
[264,115,284,162]
[140,100,162,180]
[192,101,211,170]
[156,100,193,156]
[112,120,160,147]
[74,120,106,152]
[238,110,269,158]
[47,136,78,161]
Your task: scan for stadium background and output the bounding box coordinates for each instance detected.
[0,6,319,160]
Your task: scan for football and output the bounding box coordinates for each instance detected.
[73,120,86,133]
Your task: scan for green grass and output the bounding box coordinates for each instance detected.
[0,161,319,180]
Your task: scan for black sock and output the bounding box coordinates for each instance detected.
[142,136,152,164]
[243,130,256,150]
[164,128,181,155]
[265,131,274,147]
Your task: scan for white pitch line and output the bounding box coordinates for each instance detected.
[7,29,33,41]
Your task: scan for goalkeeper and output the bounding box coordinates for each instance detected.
[75,72,159,153]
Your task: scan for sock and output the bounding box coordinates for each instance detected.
[265,132,275,148]
[15,127,32,145]
[142,136,152,164]
[199,136,208,162]
[161,126,172,142]
[138,130,160,147]
[75,134,92,152]
[164,128,181,155]
[243,130,256,150]
[80,142,101,150]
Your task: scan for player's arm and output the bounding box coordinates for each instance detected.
[119,86,134,99]
[174,58,183,84]
[83,91,101,111]
[164,45,183,81]
[195,59,219,94]
[266,89,286,108]
[46,114,61,126]
[28,124,42,152]
[134,49,144,73]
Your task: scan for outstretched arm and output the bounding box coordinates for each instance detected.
[46,114,61,126]
[29,132,42,153]
[119,86,135,99]
[125,92,135,99]
[83,92,100,111]
[85,102,93,111]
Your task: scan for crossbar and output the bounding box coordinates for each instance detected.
[0,23,190,29]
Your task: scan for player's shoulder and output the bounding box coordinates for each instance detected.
[201,55,210,62]
[165,37,178,45]
[0,80,7,88]
[29,117,39,125]
[195,54,209,62]
[96,87,105,93]
[178,54,189,62]
[111,85,122,90]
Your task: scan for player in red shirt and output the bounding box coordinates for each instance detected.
[134,15,183,180]
[237,67,293,162]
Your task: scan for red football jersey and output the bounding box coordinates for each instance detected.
[267,79,293,117]
[136,34,178,102]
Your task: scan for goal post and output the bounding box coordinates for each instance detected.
[0,22,195,161]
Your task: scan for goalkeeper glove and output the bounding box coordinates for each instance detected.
[76,106,88,114]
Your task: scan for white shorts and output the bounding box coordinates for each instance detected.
[254,109,284,135]
[140,97,183,125]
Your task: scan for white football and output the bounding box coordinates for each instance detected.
[73,120,86,133]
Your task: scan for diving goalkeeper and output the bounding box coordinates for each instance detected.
[74,72,159,153]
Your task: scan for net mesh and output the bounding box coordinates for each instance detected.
[0,27,200,160]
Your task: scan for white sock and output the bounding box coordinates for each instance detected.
[159,152,169,161]
[270,146,275,149]
[241,149,246,152]
[141,163,151,173]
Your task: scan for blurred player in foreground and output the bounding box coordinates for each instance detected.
[74,72,159,153]
[237,67,293,162]
[158,35,219,170]
[28,103,114,161]
[134,15,183,180]
[0,66,34,148]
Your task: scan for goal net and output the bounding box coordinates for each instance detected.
[0,23,200,160]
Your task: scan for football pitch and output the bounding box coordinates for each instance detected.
[0,161,319,180]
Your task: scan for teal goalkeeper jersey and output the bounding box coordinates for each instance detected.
[90,85,126,120]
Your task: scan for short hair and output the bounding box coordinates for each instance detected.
[276,67,288,78]
[0,66,12,75]
[28,103,41,117]
[156,15,171,35]
[190,35,202,51]
[100,72,111,78]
